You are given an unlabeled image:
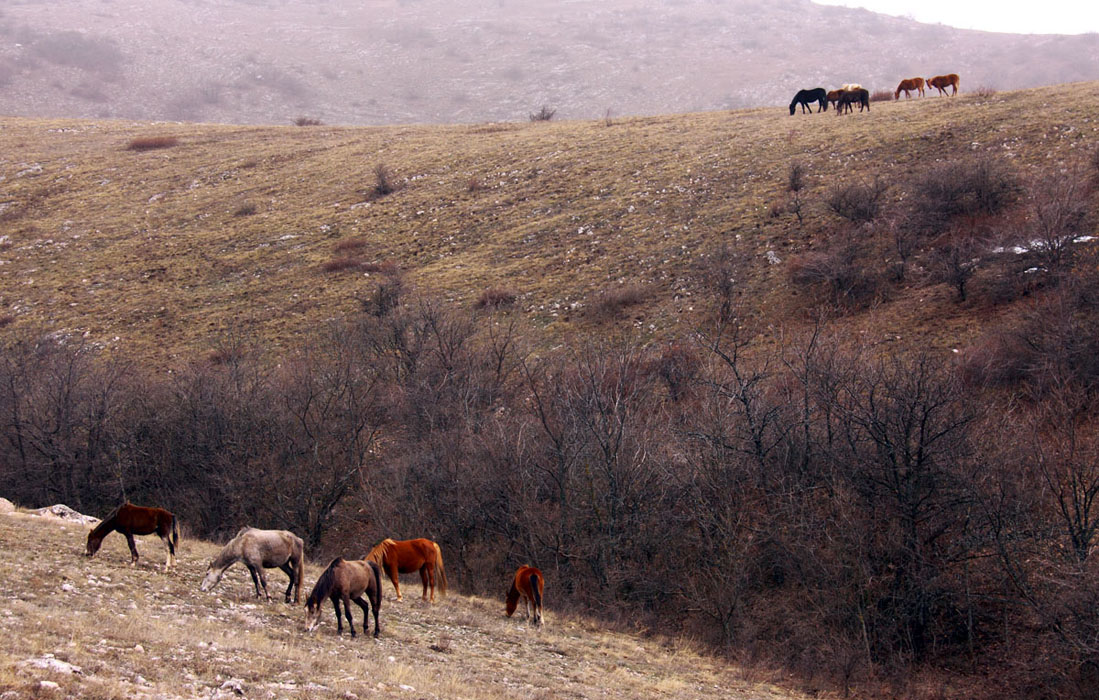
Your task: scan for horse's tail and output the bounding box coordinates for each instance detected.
[530,572,542,611]
[367,560,383,608]
[434,542,447,597]
[308,557,343,607]
[171,514,180,549]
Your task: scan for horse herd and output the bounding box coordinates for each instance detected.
[789,74,960,116]
[83,502,545,639]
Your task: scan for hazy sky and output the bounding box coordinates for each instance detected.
[812,1,1099,35]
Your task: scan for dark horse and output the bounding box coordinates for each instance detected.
[506,565,544,626]
[305,557,382,638]
[836,88,870,115]
[85,502,179,570]
[789,88,828,115]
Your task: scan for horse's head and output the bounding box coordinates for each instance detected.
[199,565,223,592]
[85,532,103,557]
[505,584,520,617]
[305,597,323,632]
[789,103,796,116]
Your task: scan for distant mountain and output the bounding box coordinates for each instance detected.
[1,0,1098,125]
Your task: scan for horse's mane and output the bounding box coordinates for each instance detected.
[307,557,344,607]
[89,503,126,538]
[365,538,396,564]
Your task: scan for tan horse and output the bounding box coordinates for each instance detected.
[895,77,925,99]
[85,502,179,570]
[200,527,304,603]
[365,538,448,602]
[506,565,544,626]
[927,74,959,96]
[305,557,382,637]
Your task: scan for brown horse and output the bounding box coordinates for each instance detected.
[365,538,447,603]
[836,88,870,115]
[894,77,925,99]
[85,502,179,570]
[505,565,544,626]
[826,89,845,111]
[927,74,959,96]
[305,557,382,637]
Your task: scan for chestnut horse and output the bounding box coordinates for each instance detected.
[927,74,959,96]
[894,77,925,99]
[305,557,382,637]
[85,502,179,570]
[826,89,845,111]
[365,538,447,602]
[506,565,544,626]
[200,527,304,603]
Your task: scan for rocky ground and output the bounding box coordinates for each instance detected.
[0,502,811,699]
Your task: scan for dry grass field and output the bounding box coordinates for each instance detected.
[2,82,1098,364]
[0,507,809,700]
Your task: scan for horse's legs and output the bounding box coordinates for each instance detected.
[342,594,356,638]
[279,562,296,603]
[331,598,343,635]
[420,564,431,602]
[125,532,139,566]
[352,595,371,636]
[161,521,176,570]
[246,564,263,599]
[389,563,402,602]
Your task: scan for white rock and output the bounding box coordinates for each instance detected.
[0,497,15,514]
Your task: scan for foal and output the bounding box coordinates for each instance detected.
[305,557,383,638]
[85,502,179,570]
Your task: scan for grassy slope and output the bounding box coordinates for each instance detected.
[0,511,805,699]
[1,83,1098,364]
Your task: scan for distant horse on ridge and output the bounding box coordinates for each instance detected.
[789,88,828,115]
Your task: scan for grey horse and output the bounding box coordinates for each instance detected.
[200,527,304,603]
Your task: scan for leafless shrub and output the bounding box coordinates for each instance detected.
[827,178,888,223]
[1018,170,1092,277]
[292,116,323,126]
[373,163,399,197]
[475,287,517,310]
[126,136,179,151]
[927,236,983,301]
[787,162,808,224]
[232,203,257,217]
[604,108,614,127]
[649,341,700,402]
[788,234,880,308]
[870,89,893,102]
[360,273,404,317]
[322,257,365,273]
[904,157,1021,236]
[0,314,14,328]
[466,177,487,193]
[969,85,997,98]
[588,284,649,322]
[529,105,556,122]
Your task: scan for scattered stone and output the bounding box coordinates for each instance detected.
[17,656,83,675]
[0,497,15,514]
[38,681,60,692]
[219,679,245,695]
[30,504,99,524]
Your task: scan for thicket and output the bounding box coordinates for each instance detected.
[2,153,1099,698]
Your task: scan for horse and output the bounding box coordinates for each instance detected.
[927,74,959,96]
[305,557,382,638]
[365,537,447,603]
[505,565,544,626]
[841,83,862,92]
[894,77,925,99]
[200,527,304,603]
[85,502,179,570]
[836,88,870,115]
[789,88,828,115]
[826,89,845,111]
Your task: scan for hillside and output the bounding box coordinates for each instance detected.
[0,506,807,700]
[2,82,1098,363]
[1,0,1098,125]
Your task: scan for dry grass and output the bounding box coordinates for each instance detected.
[0,83,1097,364]
[125,135,179,151]
[0,510,806,699]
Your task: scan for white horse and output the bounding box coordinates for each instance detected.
[200,527,304,603]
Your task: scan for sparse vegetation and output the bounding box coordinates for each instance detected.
[529,105,556,122]
[232,203,257,217]
[826,177,888,223]
[292,116,323,126]
[475,287,517,310]
[126,136,179,151]
[372,162,398,196]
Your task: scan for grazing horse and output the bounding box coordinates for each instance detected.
[505,565,544,626]
[789,88,828,115]
[836,88,870,115]
[826,89,845,111]
[841,83,862,92]
[894,77,925,99]
[85,502,179,570]
[200,527,304,603]
[927,74,959,96]
[365,538,447,603]
[305,557,382,637]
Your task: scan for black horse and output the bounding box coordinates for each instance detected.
[836,88,870,115]
[789,88,828,115]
